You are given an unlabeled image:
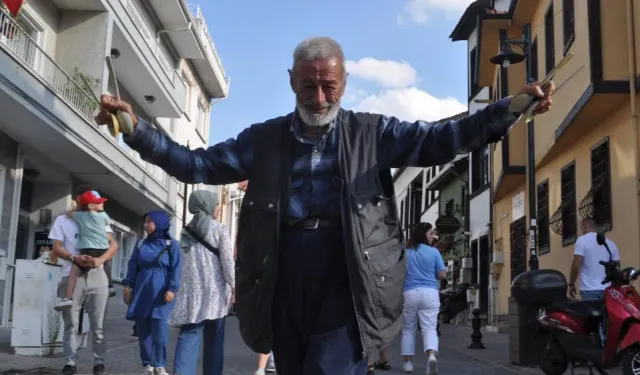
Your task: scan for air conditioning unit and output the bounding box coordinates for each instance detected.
[492,250,505,264]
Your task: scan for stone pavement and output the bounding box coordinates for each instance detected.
[0,286,615,374]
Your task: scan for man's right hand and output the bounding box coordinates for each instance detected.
[74,255,93,268]
[94,95,138,130]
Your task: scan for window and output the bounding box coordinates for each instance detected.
[560,162,577,245]
[183,72,192,117]
[469,47,480,98]
[410,173,423,225]
[530,39,539,82]
[545,4,555,75]
[111,226,137,281]
[590,139,612,229]
[196,101,210,141]
[445,199,454,216]
[536,180,550,254]
[562,0,575,53]
[471,146,489,193]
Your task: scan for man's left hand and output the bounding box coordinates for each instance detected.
[86,257,105,268]
[516,81,556,115]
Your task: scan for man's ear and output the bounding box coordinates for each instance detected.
[288,69,295,92]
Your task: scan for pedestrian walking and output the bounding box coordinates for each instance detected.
[123,211,181,375]
[255,352,276,374]
[169,190,235,375]
[401,223,447,374]
[49,185,118,375]
[95,36,555,375]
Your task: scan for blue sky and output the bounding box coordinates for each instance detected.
[196,0,474,145]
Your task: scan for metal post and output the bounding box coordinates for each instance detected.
[524,23,539,271]
[182,142,190,228]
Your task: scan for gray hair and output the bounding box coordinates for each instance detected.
[292,37,346,75]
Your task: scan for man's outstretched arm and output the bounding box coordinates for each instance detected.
[96,95,252,185]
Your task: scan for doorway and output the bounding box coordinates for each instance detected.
[510,217,526,281]
[478,235,490,314]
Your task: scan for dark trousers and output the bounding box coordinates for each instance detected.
[271,227,368,375]
[173,318,225,375]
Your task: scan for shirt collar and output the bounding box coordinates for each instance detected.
[291,110,337,144]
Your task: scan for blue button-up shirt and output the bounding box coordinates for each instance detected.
[124,98,517,221]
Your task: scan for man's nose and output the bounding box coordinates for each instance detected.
[311,87,326,108]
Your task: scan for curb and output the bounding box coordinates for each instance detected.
[443,345,541,374]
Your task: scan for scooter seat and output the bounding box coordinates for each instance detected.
[546,300,603,320]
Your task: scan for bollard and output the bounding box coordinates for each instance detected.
[468,308,485,349]
[437,319,442,336]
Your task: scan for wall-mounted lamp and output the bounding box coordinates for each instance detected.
[144,95,156,103]
[489,26,530,69]
[110,48,121,59]
[39,208,52,226]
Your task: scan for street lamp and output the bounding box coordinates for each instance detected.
[490,24,539,271]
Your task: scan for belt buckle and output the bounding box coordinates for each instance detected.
[304,218,320,230]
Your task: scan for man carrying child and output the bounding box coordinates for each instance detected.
[50,185,119,375]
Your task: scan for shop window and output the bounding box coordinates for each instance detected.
[590,139,612,229]
[563,0,575,54]
[545,3,555,75]
[536,180,550,254]
[560,162,577,245]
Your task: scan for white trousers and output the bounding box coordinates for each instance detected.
[401,287,440,356]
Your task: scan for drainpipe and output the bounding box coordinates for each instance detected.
[626,0,640,266]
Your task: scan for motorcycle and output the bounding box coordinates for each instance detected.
[537,232,640,375]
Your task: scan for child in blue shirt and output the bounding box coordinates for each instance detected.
[55,190,111,311]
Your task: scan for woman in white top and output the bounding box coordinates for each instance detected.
[169,190,235,375]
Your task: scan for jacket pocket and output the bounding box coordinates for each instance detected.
[236,196,278,273]
[372,253,406,330]
[352,194,400,248]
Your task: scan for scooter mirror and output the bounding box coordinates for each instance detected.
[596,231,606,246]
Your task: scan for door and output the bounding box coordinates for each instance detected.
[478,235,490,314]
[510,217,526,281]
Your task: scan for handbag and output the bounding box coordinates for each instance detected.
[183,226,220,257]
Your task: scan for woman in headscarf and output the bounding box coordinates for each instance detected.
[122,211,181,375]
[170,190,235,375]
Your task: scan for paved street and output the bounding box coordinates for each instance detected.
[0,286,557,374]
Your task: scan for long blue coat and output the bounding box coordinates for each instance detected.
[123,211,181,321]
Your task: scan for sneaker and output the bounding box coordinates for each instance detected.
[427,353,438,375]
[374,360,392,370]
[366,365,375,375]
[266,356,276,373]
[154,368,169,375]
[62,365,77,375]
[142,365,154,375]
[254,370,266,375]
[108,286,116,298]
[403,361,414,373]
[54,298,73,311]
[93,364,105,374]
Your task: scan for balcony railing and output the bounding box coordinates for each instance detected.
[0,9,96,120]
[0,8,168,187]
[187,4,226,77]
[121,0,178,85]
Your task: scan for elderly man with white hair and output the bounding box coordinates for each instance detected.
[94,37,554,375]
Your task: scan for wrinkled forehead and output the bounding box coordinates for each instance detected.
[293,57,344,81]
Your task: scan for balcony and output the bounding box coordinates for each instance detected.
[187,4,229,99]
[0,8,170,212]
[111,0,187,117]
[146,0,203,60]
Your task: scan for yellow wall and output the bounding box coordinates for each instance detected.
[601,0,631,81]
[493,103,640,315]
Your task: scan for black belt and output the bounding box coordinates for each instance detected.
[286,218,338,230]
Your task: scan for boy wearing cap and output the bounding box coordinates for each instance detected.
[55,190,112,311]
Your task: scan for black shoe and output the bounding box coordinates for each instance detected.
[62,365,77,375]
[374,361,392,370]
[93,364,106,374]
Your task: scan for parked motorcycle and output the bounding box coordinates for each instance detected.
[537,232,640,375]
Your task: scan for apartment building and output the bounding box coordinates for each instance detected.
[0,0,227,327]
[449,0,507,326]
[393,166,442,239]
[471,0,640,322]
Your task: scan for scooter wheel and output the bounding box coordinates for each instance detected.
[621,346,640,375]
[539,337,569,375]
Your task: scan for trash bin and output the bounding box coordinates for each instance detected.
[509,270,567,366]
[440,282,470,322]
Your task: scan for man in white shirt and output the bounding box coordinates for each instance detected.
[49,185,118,375]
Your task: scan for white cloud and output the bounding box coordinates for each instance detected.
[399,0,475,25]
[345,58,417,89]
[351,87,467,123]
[343,87,368,103]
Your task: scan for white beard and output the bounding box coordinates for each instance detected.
[296,100,340,127]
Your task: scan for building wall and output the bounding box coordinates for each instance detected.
[0,132,18,324]
[437,173,467,256]
[493,102,639,315]
[421,201,439,227]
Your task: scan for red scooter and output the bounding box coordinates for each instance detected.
[537,232,640,375]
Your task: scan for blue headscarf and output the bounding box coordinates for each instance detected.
[144,211,171,242]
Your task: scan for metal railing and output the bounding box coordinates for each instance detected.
[121,0,175,81]
[186,4,226,77]
[0,9,96,121]
[0,8,168,188]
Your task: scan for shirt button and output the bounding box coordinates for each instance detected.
[268,203,273,208]
[313,147,319,153]
[357,204,362,209]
